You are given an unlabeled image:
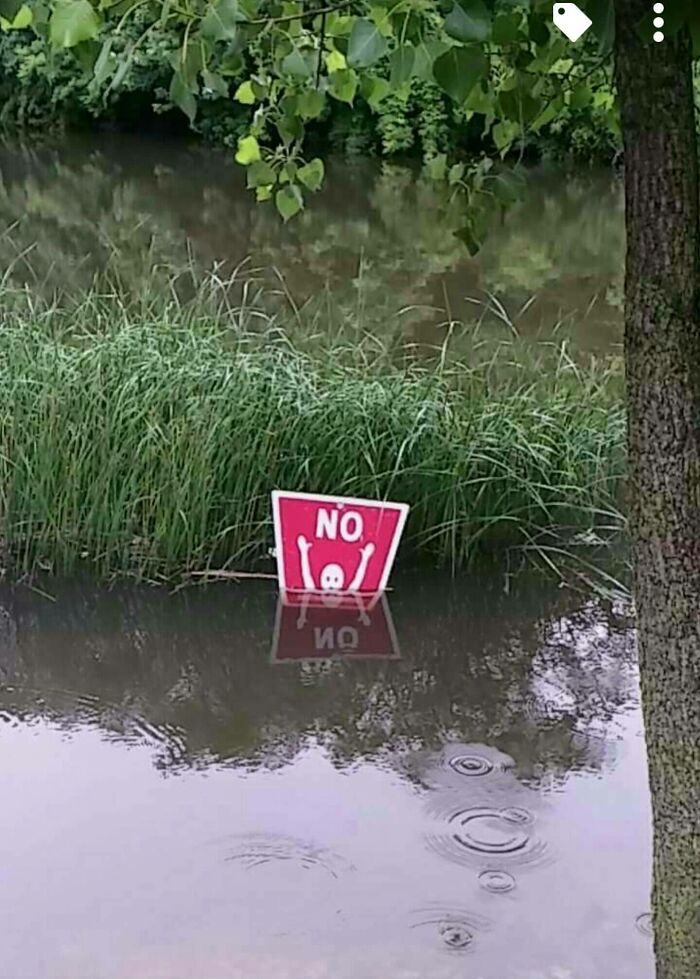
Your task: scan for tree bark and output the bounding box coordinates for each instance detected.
[615,3,700,977]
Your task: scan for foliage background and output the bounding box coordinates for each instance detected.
[0,0,621,166]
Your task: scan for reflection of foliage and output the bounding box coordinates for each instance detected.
[0,576,637,781]
[0,139,624,354]
[0,143,188,293]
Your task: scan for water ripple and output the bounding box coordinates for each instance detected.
[478,869,516,894]
[425,802,550,870]
[224,833,352,879]
[409,904,491,953]
[448,754,494,777]
[0,686,188,765]
[400,743,514,791]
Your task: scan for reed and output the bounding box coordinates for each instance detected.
[0,278,626,579]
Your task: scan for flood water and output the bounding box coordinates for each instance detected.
[0,136,624,355]
[0,575,654,979]
[0,135,642,976]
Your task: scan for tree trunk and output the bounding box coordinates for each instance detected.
[615,3,700,977]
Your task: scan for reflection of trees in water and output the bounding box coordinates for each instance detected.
[0,576,636,783]
[0,139,623,351]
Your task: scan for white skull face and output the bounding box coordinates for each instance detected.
[320,563,345,590]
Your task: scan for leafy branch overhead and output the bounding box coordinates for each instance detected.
[3,0,698,227]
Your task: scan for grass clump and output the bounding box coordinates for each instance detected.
[0,282,626,580]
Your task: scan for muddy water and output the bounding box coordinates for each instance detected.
[0,576,652,979]
[0,137,623,354]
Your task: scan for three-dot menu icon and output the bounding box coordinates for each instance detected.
[653,3,664,42]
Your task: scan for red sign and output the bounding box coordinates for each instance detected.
[271,591,400,662]
[271,491,409,594]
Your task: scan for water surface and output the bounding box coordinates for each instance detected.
[0,576,653,979]
[0,137,623,354]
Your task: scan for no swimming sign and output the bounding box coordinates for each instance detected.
[271,491,409,595]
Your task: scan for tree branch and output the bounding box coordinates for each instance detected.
[249,0,355,25]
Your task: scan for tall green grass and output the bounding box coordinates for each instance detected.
[0,278,626,580]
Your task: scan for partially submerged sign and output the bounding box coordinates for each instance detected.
[271,591,400,662]
[271,491,409,594]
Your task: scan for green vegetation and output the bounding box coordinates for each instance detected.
[0,278,624,580]
[0,14,619,165]
[0,0,624,236]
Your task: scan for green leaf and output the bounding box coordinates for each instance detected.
[0,0,22,22]
[527,11,550,47]
[531,95,564,131]
[444,0,491,43]
[465,82,493,114]
[281,45,312,77]
[275,184,304,221]
[362,75,390,108]
[426,153,447,181]
[347,18,387,67]
[236,0,255,20]
[276,111,304,143]
[93,37,113,83]
[389,44,414,87]
[279,161,297,184]
[1,3,31,28]
[169,71,197,122]
[170,41,202,90]
[490,170,525,205]
[235,135,261,164]
[218,51,244,75]
[13,3,31,26]
[413,39,448,81]
[72,37,99,69]
[50,0,100,48]
[569,82,592,110]
[328,68,357,103]
[492,11,522,44]
[325,48,346,72]
[106,48,131,90]
[202,69,228,97]
[201,0,238,41]
[586,0,614,55]
[256,185,273,202]
[297,157,324,191]
[492,119,519,154]
[247,160,277,188]
[433,46,487,104]
[282,0,301,34]
[297,88,325,119]
[234,79,256,103]
[498,88,542,125]
[448,162,465,185]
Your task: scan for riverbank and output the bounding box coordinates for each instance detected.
[0,283,625,581]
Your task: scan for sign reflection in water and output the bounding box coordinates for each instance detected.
[271,590,400,663]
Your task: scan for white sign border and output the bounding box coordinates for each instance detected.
[271,489,409,594]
